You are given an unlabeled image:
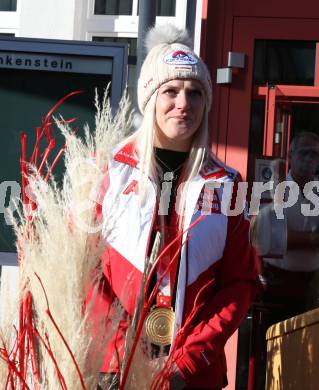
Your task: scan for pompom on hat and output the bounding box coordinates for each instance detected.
[137,24,212,114]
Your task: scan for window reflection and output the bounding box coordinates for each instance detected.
[249,133,319,389]
[251,132,319,310]
[253,40,316,86]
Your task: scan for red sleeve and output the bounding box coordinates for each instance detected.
[173,210,258,381]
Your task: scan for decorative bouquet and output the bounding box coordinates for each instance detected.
[0,90,133,389]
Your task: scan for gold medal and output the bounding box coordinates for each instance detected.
[144,307,175,346]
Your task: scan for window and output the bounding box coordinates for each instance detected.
[249,40,319,164]
[94,0,133,15]
[0,0,17,12]
[137,0,176,16]
[94,0,176,16]
[253,40,316,86]
[156,0,176,16]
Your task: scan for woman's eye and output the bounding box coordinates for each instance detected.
[189,89,202,98]
[163,89,177,96]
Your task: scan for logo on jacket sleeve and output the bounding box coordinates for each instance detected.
[164,51,198,65]
[197,187,221,214]
[123,180,138,195]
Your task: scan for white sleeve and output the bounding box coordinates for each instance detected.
[255,204,287,257]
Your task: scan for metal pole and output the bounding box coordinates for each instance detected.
[136,0,156,85]
[186,0,197,49]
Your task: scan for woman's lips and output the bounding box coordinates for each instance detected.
[172,115,190,121]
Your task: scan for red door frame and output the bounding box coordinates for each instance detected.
[257,81,319,156]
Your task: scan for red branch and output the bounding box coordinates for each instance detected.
[12,91,83,390]
[0,335,31,390]
[44,145,66,182]
[25,293,41,390]
[37,138,55,176]
[20,90,82,210]
[44,91,82,124]
[33,330,67,390]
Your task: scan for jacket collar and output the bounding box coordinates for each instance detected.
[113,142,230,180]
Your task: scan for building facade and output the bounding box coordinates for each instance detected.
[0,0,203,104]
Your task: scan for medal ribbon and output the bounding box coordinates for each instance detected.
[156,199,183,309]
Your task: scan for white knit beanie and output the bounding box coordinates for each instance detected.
[137,24,212,114]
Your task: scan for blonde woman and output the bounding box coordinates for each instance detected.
[94,25,257,390]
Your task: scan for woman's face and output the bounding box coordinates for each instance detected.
[154,79,205,151]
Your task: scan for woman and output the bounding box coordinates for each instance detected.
[95,25,257,390]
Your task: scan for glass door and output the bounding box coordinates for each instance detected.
[252,85,319,180]
[250,41,319,181]
[246,40,319,390]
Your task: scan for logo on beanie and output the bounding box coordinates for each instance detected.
[164,51,198,65]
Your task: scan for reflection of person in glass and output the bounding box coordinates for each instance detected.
[261,166,273,182]
[254,132,319,318]
[92,25,257,390]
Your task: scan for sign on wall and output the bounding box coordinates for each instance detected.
[0,37,128,264]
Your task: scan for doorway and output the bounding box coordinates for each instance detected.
[243,39,319,390]
[226,19,319,390]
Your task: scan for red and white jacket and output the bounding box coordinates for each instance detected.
[93,143,257,389]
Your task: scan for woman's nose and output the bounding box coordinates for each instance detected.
[176,91,190,110]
